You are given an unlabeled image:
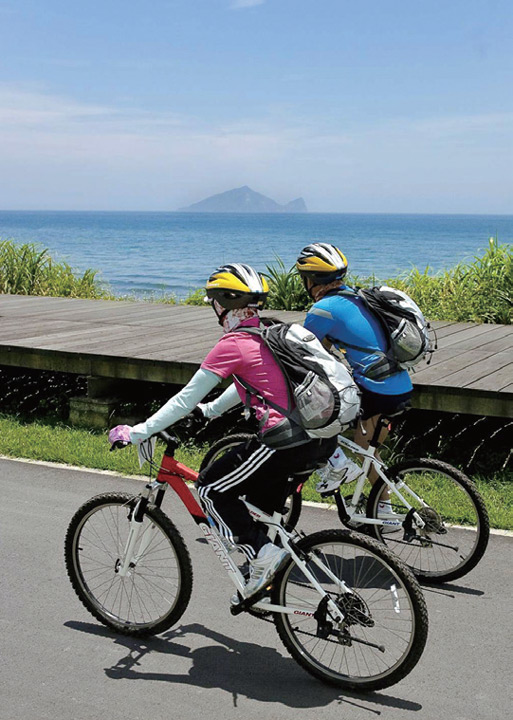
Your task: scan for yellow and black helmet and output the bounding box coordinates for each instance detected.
[296,243,348,286]
[205,263,269,310]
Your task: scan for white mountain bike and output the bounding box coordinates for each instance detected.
[200,417,490,585]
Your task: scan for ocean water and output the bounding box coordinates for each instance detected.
[0,211,512,300]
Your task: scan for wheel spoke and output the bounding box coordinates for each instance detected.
[369,461,489,582]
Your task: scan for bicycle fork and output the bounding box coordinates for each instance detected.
[116,492,161,578]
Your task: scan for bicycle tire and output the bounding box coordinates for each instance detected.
[199,433,255,473]
[65,492,193,636]
[272,529,428,691]
[366,458,490,583]
[199,433,303,532]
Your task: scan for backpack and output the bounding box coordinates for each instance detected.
[338,286,435,380]
[234,322,361,440]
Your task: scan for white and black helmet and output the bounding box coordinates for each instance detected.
[296,243,348,286]
[205,263,269,310]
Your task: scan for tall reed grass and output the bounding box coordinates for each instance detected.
[265,255,310,310]
[391,238,512,324]
[0,240,112,299]
[3,237,511,324]
[264,238,512,324]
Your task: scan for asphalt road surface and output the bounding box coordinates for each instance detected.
[1,457,511,720]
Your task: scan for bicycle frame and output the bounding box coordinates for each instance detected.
[119,446,349,623]
[337,434,427,530]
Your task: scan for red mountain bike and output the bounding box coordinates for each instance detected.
[65,431,428,692]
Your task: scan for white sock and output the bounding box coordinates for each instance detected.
[327,448,348,470]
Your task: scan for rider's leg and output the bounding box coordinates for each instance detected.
[354,388,412,495]
[197,436,335,595]
[197,437,277,559]
[354,414,389,484]
[197,436,335,559]
[354,414,391,500]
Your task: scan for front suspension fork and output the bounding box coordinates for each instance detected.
[116,489,163,578]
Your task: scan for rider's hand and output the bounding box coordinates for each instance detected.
[179,406,206,436]
[108,424,132,448]
[196,404,207,418]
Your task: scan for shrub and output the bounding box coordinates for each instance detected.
[264,256,310,310]
[183,288,206,306]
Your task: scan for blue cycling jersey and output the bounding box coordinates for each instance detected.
[304,287,413,396]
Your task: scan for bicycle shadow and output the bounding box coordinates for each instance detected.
[65,620,423,713]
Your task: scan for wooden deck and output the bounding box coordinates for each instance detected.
[1,294,512,418]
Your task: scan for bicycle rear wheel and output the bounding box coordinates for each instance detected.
[65,493,193,636]
[273,530,428,691]
[200,433,303,531]
[367,458,490,583]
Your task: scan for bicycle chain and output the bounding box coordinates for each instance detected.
[250,606,354,646]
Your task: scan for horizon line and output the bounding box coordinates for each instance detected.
[1,209,512,217]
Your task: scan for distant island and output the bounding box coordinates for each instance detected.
[177,186,307,213]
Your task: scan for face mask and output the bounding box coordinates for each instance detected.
[212,300,258,332]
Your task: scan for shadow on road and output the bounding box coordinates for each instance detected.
[65,620,423,713]
[420,582,485,598]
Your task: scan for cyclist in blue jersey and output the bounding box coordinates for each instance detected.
[296,243,413,513]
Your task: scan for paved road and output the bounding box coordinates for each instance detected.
[1,457,511,720]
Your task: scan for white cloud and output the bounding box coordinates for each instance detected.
[0,84,186,132]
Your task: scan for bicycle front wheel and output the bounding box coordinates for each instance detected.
[367,458,490,583]
[65,493,193,636]
[272,530,428,692]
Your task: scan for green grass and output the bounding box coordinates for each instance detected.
[301,471,513,530]
[0,239,183,304]
[0,415,207,476]
[264,255,311,310]
[389,237,513,324]
[0,415,511,530]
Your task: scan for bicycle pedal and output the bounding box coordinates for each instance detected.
[319,489,337,498]
[230,586,271,616]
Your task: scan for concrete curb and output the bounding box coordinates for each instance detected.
[2,453,512,537]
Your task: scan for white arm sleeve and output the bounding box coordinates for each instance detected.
[198,383,241,419]
[129,368,222,444]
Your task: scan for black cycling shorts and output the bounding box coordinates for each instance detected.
[359,388,412,420]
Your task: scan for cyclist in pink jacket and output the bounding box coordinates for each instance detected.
[109,263,336,599]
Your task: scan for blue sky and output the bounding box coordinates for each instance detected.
[0,0,511,212]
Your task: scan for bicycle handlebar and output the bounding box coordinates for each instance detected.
[110,429,180,455]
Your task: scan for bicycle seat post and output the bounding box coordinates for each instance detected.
[368,417,388,448]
